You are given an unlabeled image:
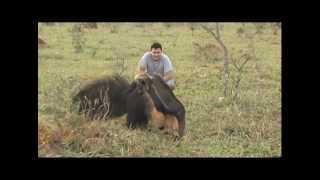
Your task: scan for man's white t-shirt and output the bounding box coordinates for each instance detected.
[138,52,175,86]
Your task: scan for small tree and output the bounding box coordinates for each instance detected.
[163,23,172,28]
[271,22,281,35]
[38,37,48,48]
[44,22,55,26]
[230,52,251,102]
[71,24,86,53]
[253,23,266,35]
[237,23,259,72]
[110,24,118,33]
[188,23,198,36]
[201,23,230,97]
[81,23,98,29]
[236,26,245,38]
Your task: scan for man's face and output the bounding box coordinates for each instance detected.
[151,48,162,60]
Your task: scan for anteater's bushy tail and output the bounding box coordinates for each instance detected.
[72,74,130,120]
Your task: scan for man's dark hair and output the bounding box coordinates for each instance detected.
[151,42,162,50]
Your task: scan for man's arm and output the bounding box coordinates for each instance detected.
[134,67,145,79]
[135,53,148,79]
[163,70,174,82]
[163,55,174,82]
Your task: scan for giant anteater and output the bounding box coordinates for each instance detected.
[72,73,186,137]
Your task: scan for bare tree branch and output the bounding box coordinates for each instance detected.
[216,23,220,39]
[232,54,251,71]
[201,23,230,97]
[238,56,250,71]
[201,25,218,40]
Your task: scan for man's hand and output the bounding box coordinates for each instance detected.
[135,67,145,79]
[163,71,174,82]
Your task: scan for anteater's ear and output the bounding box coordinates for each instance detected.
[139,78,150,91]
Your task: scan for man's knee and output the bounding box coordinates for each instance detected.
[169,85,175,91]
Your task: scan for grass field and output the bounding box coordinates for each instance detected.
[38,23,281,157]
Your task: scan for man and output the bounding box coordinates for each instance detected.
[135,42,175,90]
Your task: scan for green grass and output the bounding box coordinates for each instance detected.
[38,23,281,157]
